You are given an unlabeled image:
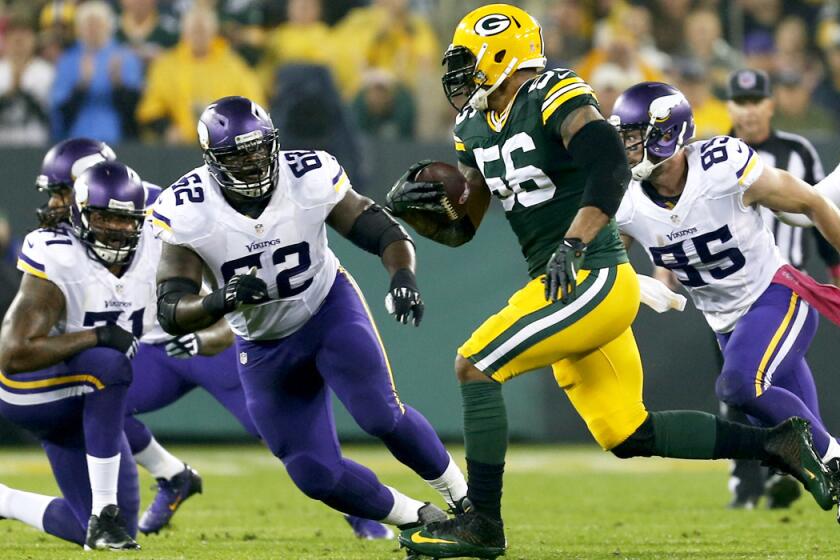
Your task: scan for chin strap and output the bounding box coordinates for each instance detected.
[631,121,689,181]
[469,55,519,112]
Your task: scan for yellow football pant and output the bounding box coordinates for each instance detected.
[459,263,648,450]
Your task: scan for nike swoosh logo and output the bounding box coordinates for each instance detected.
[410,531,457,545]
[169,496,183,511]
[803,468,817,481]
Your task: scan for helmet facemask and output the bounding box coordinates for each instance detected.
[77,207,145,266]
[204,128,280,201]
[35,180,73,228]
[442,43,522,112]
[610,117,689,181]
[442,45,486,112]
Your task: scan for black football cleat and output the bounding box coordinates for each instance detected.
[399,510,506,559]
[449,496,474,516]
[84,504,140,551]
[762,417,835,510]
[822,458,840,524]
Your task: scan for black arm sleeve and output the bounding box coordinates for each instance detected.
[565,119,630,218]
[347,204,414,256]
[156,277,200,336]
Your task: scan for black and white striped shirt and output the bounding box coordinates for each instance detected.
[744,130,839,271]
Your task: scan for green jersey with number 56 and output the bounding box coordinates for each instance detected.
[453,68,628,278]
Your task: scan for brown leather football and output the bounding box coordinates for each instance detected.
[414,161,470,222]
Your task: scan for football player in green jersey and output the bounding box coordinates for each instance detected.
[387,4,837,558]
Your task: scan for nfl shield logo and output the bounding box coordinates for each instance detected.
[255,224,264,235]
[738,71,757,89]
[239,352,248,365]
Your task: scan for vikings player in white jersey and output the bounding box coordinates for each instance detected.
[0,161,149,550]
[153,96,468,529]
[611,83,840,500]
[29,138,394,540]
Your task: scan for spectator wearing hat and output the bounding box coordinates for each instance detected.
[724,67,840,509]
[50,0,143,144]
[0,14,54,146]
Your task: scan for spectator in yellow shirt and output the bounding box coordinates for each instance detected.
[136,5,265,144]
[333,0,439,97]
[258,0,335,97]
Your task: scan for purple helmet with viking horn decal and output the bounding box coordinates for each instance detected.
[609,82,695,180]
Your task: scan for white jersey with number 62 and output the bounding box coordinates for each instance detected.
[152,150,352,340]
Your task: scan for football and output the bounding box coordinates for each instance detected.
[414,161,471,222]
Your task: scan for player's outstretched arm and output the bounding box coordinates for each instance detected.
[328,188,425,326]
[744,166,840,253]
[776,162,840,227]
[0,275,97,373]
[156,242,270,335]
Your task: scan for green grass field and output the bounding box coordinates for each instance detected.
[1,444,838,559]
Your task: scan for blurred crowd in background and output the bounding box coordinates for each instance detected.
[0,0,837,331]
[0,0,837,149]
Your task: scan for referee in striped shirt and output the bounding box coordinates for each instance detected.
[721,68,840,510]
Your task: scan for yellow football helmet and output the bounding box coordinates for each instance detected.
[443,4,546,111]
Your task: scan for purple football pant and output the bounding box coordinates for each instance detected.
[235,269,449,520]
[0,348,140,544]
[124,343,258,453]
[716,282,835,455]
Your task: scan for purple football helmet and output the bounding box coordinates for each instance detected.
[36,138,116,227]
[71,161,147,266]
[609,82,695,180]
[197,96,280,200]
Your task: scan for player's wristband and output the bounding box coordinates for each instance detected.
[389,268,418,293]
[829,264,840,282]
[201,287,230,319]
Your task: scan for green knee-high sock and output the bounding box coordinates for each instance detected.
[648,411,768,459]
[461,381,507,521]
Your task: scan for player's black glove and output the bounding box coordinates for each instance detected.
[165,333,201,359]
[544,238,587,304]
[385,268,424,326]
[202,267,270,318]
[95,324,140,359]
[386,160,448,216]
